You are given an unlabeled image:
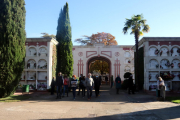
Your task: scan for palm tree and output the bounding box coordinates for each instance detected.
[123,14,150,90]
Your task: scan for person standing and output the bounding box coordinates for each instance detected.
[157,77,166,100]
[128,75,135,94]
[105,75,108,85]
[94,74,101,97]
[63,74,70,97]
[77,74,83,95]
[81,76,86,98]
[71,75,78,100]
[56,72,64,99]
[110,75,114,88]
[115,75,121,94]
[50,77,55,95]
[85,73,94,100]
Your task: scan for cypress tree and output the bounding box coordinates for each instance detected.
[0,0,26,98]
[56,2,73,77]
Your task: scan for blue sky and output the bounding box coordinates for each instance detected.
[25,0,180,45]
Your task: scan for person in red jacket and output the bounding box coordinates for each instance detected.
[63,74,70,97]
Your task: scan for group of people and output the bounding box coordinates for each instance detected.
[114,74,135,94]
[51,72,101,100]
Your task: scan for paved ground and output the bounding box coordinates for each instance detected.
[0,86,180,120]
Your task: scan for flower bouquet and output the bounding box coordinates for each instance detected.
[171,63,174,68]
[178,74,180,79]
[37,82,47,90]
[160,51,163,56]
[128,60,131,63]
[165,61,170,67]
[177,48,180,53]
[166,50,169,54]
[160,72,173,80]
[154,49,159,55]
[156,64,159,68]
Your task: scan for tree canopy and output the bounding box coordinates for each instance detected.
[75,32,118,46]
[56,2,73,77]
[41,33,56,39]
[123,14,150,89]
[89,60,109,74]
[0,0,26,98]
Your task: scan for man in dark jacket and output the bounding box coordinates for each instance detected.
[77,74,83,95]
[94,74,101,97]
[56,72,64,99]
[115,75,121,94]
[128,75,135,94]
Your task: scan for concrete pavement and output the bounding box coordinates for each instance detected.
[0,85,180,120]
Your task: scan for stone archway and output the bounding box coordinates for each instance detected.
[86,56,111,84]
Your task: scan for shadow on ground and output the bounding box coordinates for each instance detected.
[17,85,158,103]
[39,105,180,120]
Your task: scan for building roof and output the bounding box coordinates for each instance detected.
[132,37,180,50]
[26,38,58,45]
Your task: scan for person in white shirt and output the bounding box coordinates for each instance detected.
[85,73,94,100]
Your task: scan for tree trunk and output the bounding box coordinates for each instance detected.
[135,30,140,91]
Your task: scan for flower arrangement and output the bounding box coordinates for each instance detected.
[165,61,170,67]
[128,60,131,63]
[171,49,173,56]
[37,82,47,90]
[34,63,36,68]
[27,63,30,69]
[177,48,180,53]
[171,63,174,68]
[156,64,159,68]
[156,74,159,80]
[160,51,163,56]
[160,71,173,80]
[29,84,36,90]
[149,74,151,80]
[171,74,175,79]
[154,49,159,55]
[166,50,169,54]
[160,65,163,69]
[178,74,180,79]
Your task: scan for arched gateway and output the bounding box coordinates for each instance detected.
[72,43,134,83]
